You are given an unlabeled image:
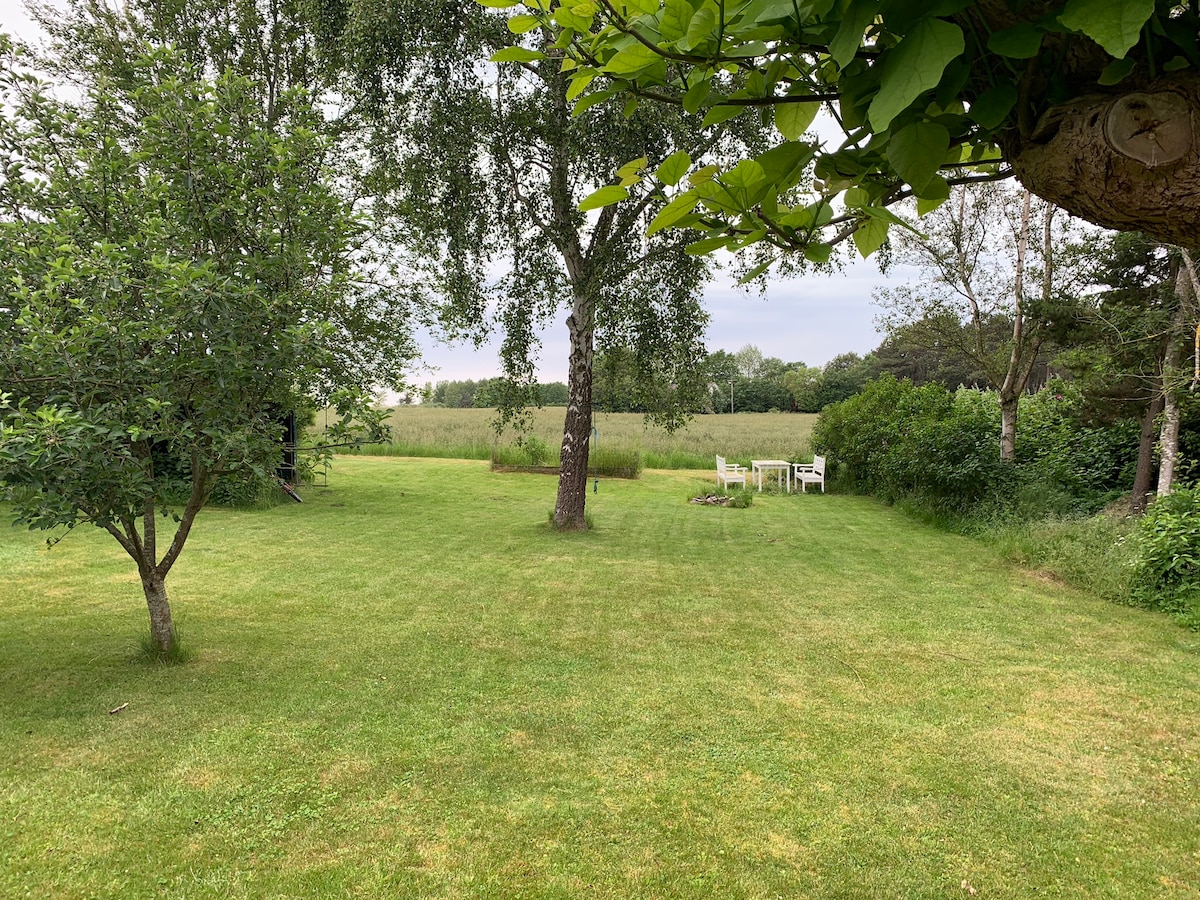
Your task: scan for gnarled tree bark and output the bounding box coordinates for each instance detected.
[1006,75,1200,246]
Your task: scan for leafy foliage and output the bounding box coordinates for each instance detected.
[0,36,413,648]
[1130,488,1200,625]
[490,0,1198,267]
[812,376,1140,517]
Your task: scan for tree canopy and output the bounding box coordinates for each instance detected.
[0,34,413,652]
[492,0,1200,268]
[315,0,752,527]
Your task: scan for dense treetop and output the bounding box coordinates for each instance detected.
[485,0,1200,269]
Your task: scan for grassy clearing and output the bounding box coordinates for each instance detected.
[2,457,1199,898]
[350,407,817,470]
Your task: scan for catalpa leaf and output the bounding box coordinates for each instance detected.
[852,215,889,258]
[507,14,540,33]
[868,17,965,132]
[738,258,775,284]
[829,0,876,69]
[682,78,710,114]
[685,7,717,50]
[702,104,743,127]
[578,185,629,211]
[490,47,545,62]
[986,23,1043,58]
[605,43,664,75]
[661,0,695,40]
[804,242,833,264]
[566,71,597,101]
[656,150,692,187]
[1059,0,1154,58]
[686,235,732,255]
[775,99,818,141]
[648,191,701,235]
[554,6,593,30]
[968,83,1017,129]
[617,156,649,179]
[885,121,950,192]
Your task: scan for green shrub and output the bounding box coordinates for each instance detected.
[1130,488,1200,624]
[1017,381,1138,511]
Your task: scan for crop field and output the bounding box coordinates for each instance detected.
[2,457,1199,897]
[347,407,819,469]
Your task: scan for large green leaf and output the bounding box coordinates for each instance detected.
[682,78,710,114]
[1059,0,1154,58]
[578,185,629,211]
[660,0,695,40]
[702,104,744,127]
[566,71,598,101]
[554,6,594,30]
[986,23,1043,58]
[885,121,950,192]
[490,47,545,63]
[968,83,1018,129]
[829,0,876,69]
[852,215,889,258]
[775,100,818,141]
[756,142,813,186]
[506,14,541,33]
[656,150,692,187]
[648,191,701,234]
[605,43,664,75]
[684,7,717,50]
[867,18,965,132]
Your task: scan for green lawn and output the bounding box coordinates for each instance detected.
[2,457,1198,898]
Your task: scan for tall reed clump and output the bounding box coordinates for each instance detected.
[491,438,641,478]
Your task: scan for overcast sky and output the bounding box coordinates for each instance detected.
[1,0,905,385]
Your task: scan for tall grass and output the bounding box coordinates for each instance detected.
[347,407,818,469]
[985,511,1137,602]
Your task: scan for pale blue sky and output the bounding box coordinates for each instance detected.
[413,259,895,385]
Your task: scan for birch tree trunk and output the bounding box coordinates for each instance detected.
[554,285,595,529]
[1157,264,1194,496]
[995,190,1035,461]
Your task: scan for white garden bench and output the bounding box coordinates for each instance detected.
[793,455,826,493]
[716,455,747,490]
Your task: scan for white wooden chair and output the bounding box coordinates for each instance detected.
[716,455,747,490]
[793,455,826,493]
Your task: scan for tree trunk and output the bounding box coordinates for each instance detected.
[1157,269,1193,497]
[999,393,1019,462]
[141,569,176,653]
[1004,74,1200,246]
[554,287,594,529]
[1158,390,1181,498]
[1131,392,1164,515]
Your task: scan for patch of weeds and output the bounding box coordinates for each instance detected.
[690,490,753,508]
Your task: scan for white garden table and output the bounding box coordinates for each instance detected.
[751,459,791,492]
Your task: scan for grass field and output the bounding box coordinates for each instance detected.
[350,407,819,470]
[2,457,1199,897]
